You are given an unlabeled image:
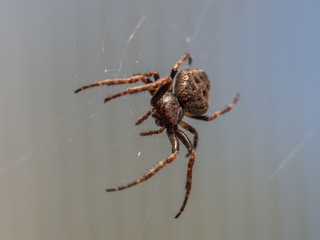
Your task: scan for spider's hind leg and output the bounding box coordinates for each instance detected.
[190,94,240,121]
[106,128,179,192]
[174,128,196,218]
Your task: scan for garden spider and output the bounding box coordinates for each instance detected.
[74,53,239,218]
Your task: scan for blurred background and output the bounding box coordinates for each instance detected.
[1,0,319,239]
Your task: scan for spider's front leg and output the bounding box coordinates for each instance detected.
[74,75,145,93]
[104,77,172,103]
[135,108,155,125]
[132,72,160,95]
[74,71,159,94]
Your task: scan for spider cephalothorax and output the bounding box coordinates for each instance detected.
[151,92,184,127]
[75,53,239,218]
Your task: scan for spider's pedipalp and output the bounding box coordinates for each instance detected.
[135,108,155,125]
[140,127,165,136]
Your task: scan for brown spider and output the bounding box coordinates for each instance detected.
[75,53,239,218]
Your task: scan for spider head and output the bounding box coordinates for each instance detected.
[152,92,184,127]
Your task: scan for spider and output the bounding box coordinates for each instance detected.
[74,53,239,218]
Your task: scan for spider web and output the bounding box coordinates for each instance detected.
[1,0,320,240]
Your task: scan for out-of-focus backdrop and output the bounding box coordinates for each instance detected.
[1,0,319,239]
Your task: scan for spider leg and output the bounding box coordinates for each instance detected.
[104,77,172,103]
[75,75,145,93]
[106,128,179,192]
[74,71,160,94]
[133,71,160,95]
[133,71,159,81]
[140,127,165,136]
[174,128,195,219]
[170,53,192,79]
[135,108,155,125]
[179,120,199,153]
[189,93,240,121]
[149,53,191,106]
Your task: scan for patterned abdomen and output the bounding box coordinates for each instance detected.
[174,69,210,115]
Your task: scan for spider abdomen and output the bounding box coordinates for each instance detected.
[174,69,210,115]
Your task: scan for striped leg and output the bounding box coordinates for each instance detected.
[140,127,165,136]
[74,71,159,93]
[104,77,172,103]
[133,72,160,95]
[135,108,155,125]
[175,128,196,218]
[190,93,240,121]
[106,128,179,192]
[105,151,178,192]
[170,53,192,79]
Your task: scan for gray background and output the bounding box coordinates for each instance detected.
[1,0,320,239]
